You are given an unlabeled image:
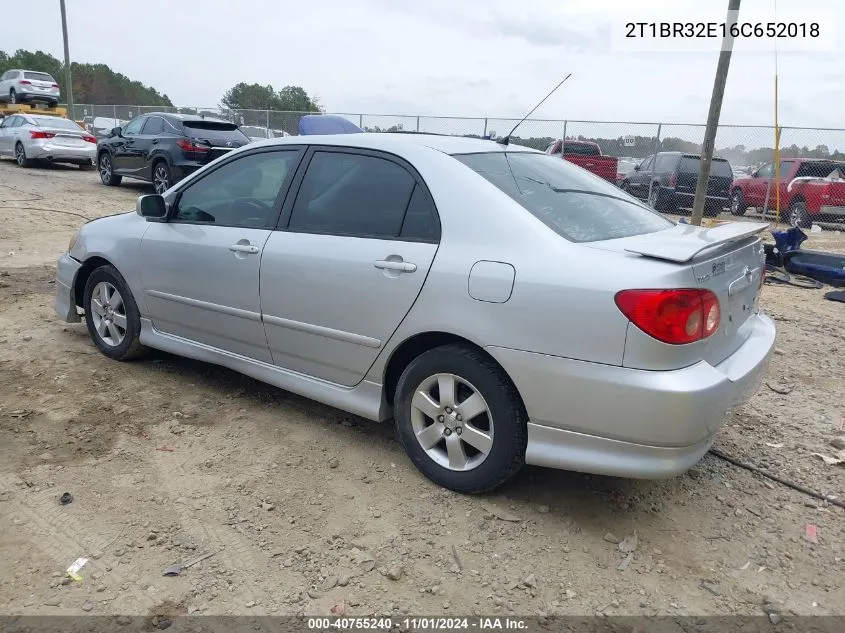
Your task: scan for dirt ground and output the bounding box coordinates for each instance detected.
[0,158,843,619]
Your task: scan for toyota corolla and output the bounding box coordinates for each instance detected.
[55,133,775,493]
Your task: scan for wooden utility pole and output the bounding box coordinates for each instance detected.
[60,0,74,118]
[690,0,741,226]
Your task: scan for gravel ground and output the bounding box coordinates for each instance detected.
[0,159,843,619]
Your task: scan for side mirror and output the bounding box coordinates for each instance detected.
[136,194,168,221]
[751,170,759,177]
[110,126,122,137]
[633,164,641,171]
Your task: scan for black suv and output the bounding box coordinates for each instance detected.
[620,152,734,216]
[96,113,250,193]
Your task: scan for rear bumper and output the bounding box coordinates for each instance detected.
[54,252,82,323]
[673,191,730,207]
[28,141,96,163]
[16,88,60,103]
[486,312,776,478]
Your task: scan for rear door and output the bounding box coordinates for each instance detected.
[135,115,166,175]
[260,148,440,387]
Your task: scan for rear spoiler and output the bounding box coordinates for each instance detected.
[624,222,769,263]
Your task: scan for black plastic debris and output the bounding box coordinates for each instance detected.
[59,492,73,505]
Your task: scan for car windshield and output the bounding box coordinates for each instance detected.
[24,72,54,82]
[32,117,83,131]
[453,152,673,243]
[679,156,733,178]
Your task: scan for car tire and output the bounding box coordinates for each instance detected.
[83,265,147,361]
[14,142,33,168]
[152,160,172,194]
[730,190,747,216]
[648,184,664,211]
[49,100,58,108]
[394,344,527,494]
[9,88,16,104]
[98,152,122,186]
[620,180,631,194]
[788,200,811,228]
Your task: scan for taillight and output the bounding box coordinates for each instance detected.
[82,135,96,144]
[19,79,31,85]
[30,131,56,140]
[51,83,59,88]
[176,138,210,153]
[615,289,721,345]
[668,173,677,187]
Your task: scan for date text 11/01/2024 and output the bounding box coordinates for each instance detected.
[307,618,528,631]
[625,22,819,39]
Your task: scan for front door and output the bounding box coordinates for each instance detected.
[628,155,653,199]
[260,148,441,386]
[140,147,304,362]
[112,116,146,174]
[745,162,773,207]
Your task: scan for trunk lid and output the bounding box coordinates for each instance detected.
[181,120,249,163]
[589,222,767,366]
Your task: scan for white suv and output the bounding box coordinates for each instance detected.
[0,69,61,107]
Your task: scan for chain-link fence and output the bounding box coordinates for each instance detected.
[61,104,845,225]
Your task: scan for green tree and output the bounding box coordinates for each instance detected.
[220,82,321,113]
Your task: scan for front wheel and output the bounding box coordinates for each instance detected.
[83,265,147,361]
[730,190,747,216]
[394,344,527,494]
[98,153,122,186]
[9,88,17,104]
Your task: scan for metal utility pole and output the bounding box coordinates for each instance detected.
[59,0,74,118]
[690,0,741,226]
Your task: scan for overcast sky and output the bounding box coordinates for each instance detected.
[3,0,843,131]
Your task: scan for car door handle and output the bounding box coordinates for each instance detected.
[152,139,159,144]
[228,244,259,254]
[374,260,416,273]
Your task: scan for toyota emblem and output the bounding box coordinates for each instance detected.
[226,141,233,147]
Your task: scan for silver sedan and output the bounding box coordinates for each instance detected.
[54,133,775,493]
[0,114,97,168]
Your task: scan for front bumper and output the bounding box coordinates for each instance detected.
[27,140,96,164]
[487,312,776,478]
[54,252,82,323]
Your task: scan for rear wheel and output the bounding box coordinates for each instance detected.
[83,265,147,361]
[394,344,527,494]
[49,100,58,108]
[152,161,172,194]
[788,200,811,228]
[14,142,32,168]
[648,184,664,211]
[730,190,747,216]
[98,153,122,186]
[9,88,17,104]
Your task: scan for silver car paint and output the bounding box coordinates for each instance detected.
[57,133,776,479]
[0,69,60,104]
[0,114,95,164]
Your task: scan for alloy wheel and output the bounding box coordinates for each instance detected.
[153,165,170,194]
[90,281,127,347]
[410,373,494,472]
[99,155,112,182]
[15,144,25,166]
[648,186,659,208]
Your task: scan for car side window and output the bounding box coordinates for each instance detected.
[778,161,794,176]
[174,150,300,228]
[288,151,416,238]
[654,155,674,171]
[639,156,654,171]
[123,117,145,136]
[400,184,440,241]
[4,116,21,128]
[756,163,773,177]
[142,116,164,135]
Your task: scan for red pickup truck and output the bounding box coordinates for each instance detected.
[729,158,845,227]
[544,140,619,184]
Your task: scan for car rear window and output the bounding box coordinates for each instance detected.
[241,126,269,138]
[32,117,83,131]
[564,142,600,156]
[453,152,672,243]
[182,121,249,143]
[679,156,733,178]
[24,72,55,82]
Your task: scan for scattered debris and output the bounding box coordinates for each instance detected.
[536,505,550,514]
[616,554,633,571]
[328,457,339,469]
[162,551,217,577]
[766,381,793,395]
[811,451,845,467]
[618,533,638,554]
[260,502,275,511]
[699,580,721,596]
[804,524,818,544]
[331,600,346,616]
[761,596,783,615]
[451,545,462,571]
[66,557,89,582]
[603,532,620,545]
[59,492,73,505]
[479,501,521,522]
[386,565,404,581]
[765,442,784,449]
[830,436,845,450]
[740,561,751,571]
[156,447,176,452]
[81,599,94,612]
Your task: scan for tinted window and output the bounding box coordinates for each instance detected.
[289,152,416,238]
[679,156,732,178]
[182,121,250,144]
[174,150,300,228]
[546,141,562,156]
[778,160,794,176]
[142,117,164,135]
[639,156,654,171]
[795,161,844,178]
[654,154,677,171]
[24,72,54,82]
[454,152,672,243]
[123,117,145,136]
[32,117,83,131]
[564,142,600,156]
[0,116,19,128]
[400,185,439,241]
[756,163,773,177]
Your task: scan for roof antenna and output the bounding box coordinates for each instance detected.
[497,73,572,146]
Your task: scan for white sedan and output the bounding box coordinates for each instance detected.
[0,113,97,168]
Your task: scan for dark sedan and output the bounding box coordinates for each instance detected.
[96,113,250,193]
